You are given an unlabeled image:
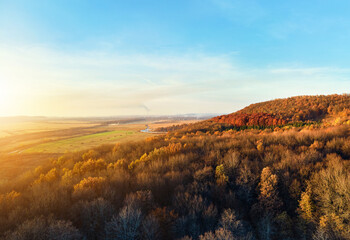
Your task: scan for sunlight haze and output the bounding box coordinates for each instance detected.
[1,0,350,116]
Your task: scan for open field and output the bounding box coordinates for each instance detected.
[0,119,98,138]
[0,117,201,180]
[24,130,141,153]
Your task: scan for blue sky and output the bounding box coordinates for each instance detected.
[0,0,350,116]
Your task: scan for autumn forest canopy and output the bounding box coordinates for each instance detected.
[212,94,350,127]
[1,94,350,240]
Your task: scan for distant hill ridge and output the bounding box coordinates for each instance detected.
[212,94,350,127]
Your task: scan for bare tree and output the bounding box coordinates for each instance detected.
[4,217,82,240]
[105,204,142,240]
[141,214,160,240]
[199,228,235,240]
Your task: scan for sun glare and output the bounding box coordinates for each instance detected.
[0,81,16,116]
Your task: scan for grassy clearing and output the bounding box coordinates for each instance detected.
[24,130,147,153]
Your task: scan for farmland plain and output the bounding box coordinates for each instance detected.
[0,117,200,180]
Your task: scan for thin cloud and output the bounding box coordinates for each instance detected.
[0,44,349,116]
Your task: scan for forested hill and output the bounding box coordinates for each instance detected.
[212,94,350,127]
[1,94,350,240]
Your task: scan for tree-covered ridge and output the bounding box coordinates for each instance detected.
[212,94,350,127]
[237,94,350,121]
[212,113,287,127]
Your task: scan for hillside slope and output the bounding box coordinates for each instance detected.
[212,94,350,127]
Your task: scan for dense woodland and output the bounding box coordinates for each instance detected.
[213,94,350,126]
[1,94,350,240]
